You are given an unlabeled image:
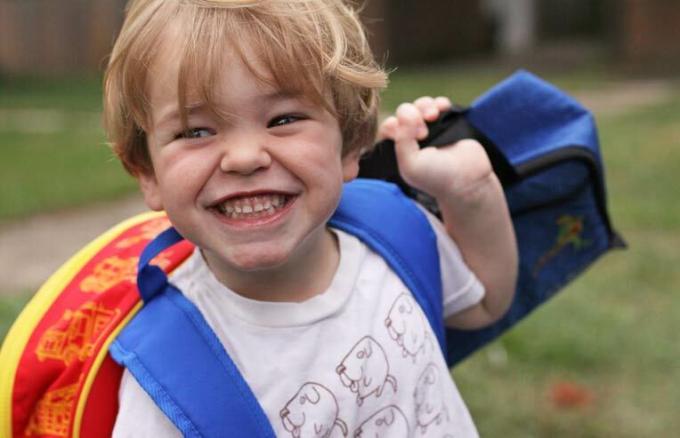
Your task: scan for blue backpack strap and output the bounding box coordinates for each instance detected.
[110,232,276,438]
[329,179,446,353]
[136,226,184,303]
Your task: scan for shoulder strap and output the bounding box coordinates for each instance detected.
[111,179,445,437]
[329,179,445,352]
[110,229,276,438]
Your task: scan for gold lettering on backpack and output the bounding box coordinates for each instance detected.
[25,383,79,437]
[35,301,120,365]
[79,256,138,294]
[79,253,173,294]
[115,217,172,249]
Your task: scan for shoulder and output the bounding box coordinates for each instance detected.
[339,179,417,210]
[113,371,182,437]
[333,179,434,239]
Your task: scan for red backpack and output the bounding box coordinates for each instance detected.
[0,212,193,438]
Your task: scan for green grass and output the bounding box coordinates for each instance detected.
[601,98,680,230]
[0,126,136,219]
[1,67,679,435]
[381,63,616,111]
[0,74,103,111]
[455,244,680,436]
[0,75,136,221]
[0,294,31,346]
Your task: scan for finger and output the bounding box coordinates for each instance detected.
[396,103,428,141]
[434,96,452,112]
[413,96,439,121]
[377,116,398,141]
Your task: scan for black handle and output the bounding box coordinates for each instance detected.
[358,107,517,216]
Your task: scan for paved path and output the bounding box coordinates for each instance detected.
[0,79,675,296]
[573,79,674,116]
[0,195,147,295]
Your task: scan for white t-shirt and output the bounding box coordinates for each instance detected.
[113,214,484,437]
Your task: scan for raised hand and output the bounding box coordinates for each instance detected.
[378,96,493,200]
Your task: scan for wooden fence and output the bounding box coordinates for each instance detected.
[2,0,679,76]
[0,0,126,75]
[0,0,491,75]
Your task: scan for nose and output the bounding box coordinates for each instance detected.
[219,131,272,175]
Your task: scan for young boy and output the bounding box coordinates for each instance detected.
[104,0,517,436]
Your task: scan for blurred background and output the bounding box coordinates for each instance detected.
[2,0,680,75]
[1,0,679,436]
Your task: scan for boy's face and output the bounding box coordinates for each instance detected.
[139,36,359,289]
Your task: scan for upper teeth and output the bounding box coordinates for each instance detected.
[217,194,286,217]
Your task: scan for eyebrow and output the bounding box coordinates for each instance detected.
[153,90,306,131]
[153,103,207,132]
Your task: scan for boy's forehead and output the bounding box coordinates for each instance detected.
[146,40,320,130]
[141,12,330,131]
[145,24,185,93]
[149,50,280,101]
[149,29,321,106]
[149,28,245,94]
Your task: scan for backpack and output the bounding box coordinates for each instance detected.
[0,70,623,437]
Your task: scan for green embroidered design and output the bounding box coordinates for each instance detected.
[532,215,590,277]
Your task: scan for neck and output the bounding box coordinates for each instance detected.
[204,228,340,303]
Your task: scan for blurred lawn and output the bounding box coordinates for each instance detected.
[382,63,616,110]
[1,66,679,435]
[0,75,136,221]
[0,75,103,111]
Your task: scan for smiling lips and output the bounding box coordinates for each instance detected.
[214,193,292,220]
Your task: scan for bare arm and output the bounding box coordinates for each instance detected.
[379,97,518,329]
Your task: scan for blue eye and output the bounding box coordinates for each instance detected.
[267,114,304,128]
[175,128,214,140]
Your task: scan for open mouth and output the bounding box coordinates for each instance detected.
[212,193,295,220]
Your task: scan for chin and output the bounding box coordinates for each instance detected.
[226,250,291,273]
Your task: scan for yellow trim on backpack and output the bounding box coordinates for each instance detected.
[72,300,144,438]
[0,211,164,438]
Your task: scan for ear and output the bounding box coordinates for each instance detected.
[138,172,164,211]
[341,149,361,182]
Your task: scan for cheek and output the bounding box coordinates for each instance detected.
[157,149,215,187]
[277,141,345,191]
[283,140,336,166]
[297,125,343,161]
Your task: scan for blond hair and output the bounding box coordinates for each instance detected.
[103,0,388,176]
